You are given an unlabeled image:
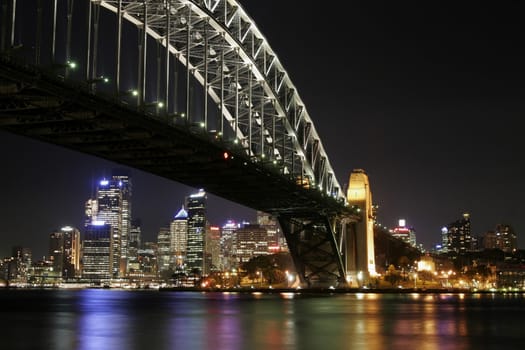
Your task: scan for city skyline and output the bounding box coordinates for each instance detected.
[1,1,524,256]
[0,158,521,259]
[0,155,257,259]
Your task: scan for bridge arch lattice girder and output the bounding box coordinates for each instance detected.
[93,0,344,202]
[0,58,345,217]
[1,0,345,205]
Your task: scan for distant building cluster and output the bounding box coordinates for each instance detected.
[0,170,287,287]
[382,213,523,290]
[436,213,517,254]
[385,214,518,256]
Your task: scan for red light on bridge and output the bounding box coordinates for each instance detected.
[223,151,230,159]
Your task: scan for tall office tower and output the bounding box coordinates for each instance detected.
[471,235,480,251]
[186,189,207,275]
[390,219,417,248]
[82,223,114,282]
[257,211,287,253]
[49,226,81,279]
[95,171,132,277]
[157,227,171,273]
[443,213,471,254]
[220,220,241,270]
[206,225,221,272]
[236,224,270,264]
[136,248,158,276]
[346,169,377,285]
[170,206,188,269]
[10,246,32,281]
[84,198,98,226]
[440,227,449,253]
[481,230,497,250]
[135,242,159,278]
[494,224,517,252]
[49,232,63,273]
[128,219,142,260]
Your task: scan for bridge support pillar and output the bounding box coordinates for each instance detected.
[277,213,347,289]
[346,169,377,287]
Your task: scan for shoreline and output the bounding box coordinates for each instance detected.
[158,286,523,294]
[2,285,523,294]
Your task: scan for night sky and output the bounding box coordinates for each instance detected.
[1,1,524,259]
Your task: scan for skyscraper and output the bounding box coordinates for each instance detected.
[186,189,207,275]
[205,225,221,272]
[8,246,31,282]
[220,220,241,270]
[482,224,517,252]
[128,218,142,260]
[157,227,171,274]
[236,224,270,263]
[257,211,287,253]
[87,171,132,277]
[170,206,188,269]
[443,213,471,254]
[390,219,417,248]
[49,226,81,279]
[82,222,113,282]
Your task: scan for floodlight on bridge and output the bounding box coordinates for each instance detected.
[122,89,138,97]
[87,76,109,84]
[144,101,164,108]
[54,61,76,69]
[50,60,77,72]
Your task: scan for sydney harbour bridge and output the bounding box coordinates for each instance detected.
[0,0,375,288]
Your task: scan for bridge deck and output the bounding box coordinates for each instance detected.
[0,58,351,218]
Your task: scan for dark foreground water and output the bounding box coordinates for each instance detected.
[1,289,524,350]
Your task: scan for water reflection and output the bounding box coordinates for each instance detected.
[0,290,524,349]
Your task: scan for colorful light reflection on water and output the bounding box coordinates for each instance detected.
[1,289,524,350]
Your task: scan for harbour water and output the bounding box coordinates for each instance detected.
[1,289,524,350]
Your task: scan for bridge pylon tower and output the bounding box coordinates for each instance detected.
[345,169,377,287]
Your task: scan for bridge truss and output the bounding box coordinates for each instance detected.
[0,0,360,287]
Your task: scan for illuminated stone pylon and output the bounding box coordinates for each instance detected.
[346,169,376,286]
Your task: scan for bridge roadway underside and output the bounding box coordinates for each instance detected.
[0,59,357,287]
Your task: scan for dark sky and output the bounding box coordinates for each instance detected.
[1,1,524,258]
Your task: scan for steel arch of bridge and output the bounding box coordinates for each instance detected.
[0,0,360,287]
[94,0,345,202]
